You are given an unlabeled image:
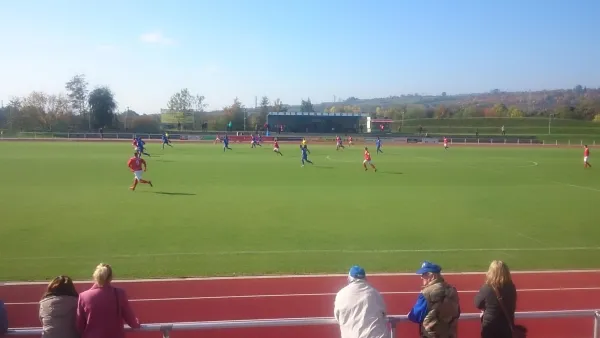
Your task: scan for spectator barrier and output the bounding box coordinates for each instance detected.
[1,132,595,146]
[5,310,600,338]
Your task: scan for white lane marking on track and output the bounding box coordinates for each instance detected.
[3,269,600,285]
[3,246,599,262]
[6,287,600,305]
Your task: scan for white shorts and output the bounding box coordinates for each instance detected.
[274,147,279,152]
[363,159,372,164]
[584,156,589,163]
[134,170,143,180]
[444,143,448,147]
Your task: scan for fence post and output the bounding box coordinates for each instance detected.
[160,324,173,338]
[518,139,520,144]
[569,140,571,146]
[594,311,599,338]
[530,139,532,144]
[389,318,397,338]
[556,140,558,145]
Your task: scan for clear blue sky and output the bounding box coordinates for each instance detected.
[1,0,598,113]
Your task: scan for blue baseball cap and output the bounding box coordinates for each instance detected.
[349,265,366,279]
[416,261,442,275]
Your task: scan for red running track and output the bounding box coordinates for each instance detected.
[2,270,600,338]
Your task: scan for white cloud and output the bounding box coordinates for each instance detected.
[139,31,175,45]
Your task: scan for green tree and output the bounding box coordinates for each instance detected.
[65,74,89,129]
[300,98,314,112]
[257,96,270,126]
[271,98,287,112]
[88,86,117,129]
[223,97,245,130]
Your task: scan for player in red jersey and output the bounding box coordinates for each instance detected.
[127,152,153,191]
[584,145,592,168]
[336,135,345,151]
[443,137,449,149]
[348,136,353,146]
[132,137,138,150]
[363,147,377,172]
[273,138,283,156]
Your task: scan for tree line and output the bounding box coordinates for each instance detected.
[1,75,599,134]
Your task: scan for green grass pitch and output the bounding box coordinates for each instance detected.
[0,141,599,281]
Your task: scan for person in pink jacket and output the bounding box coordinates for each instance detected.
[76,263,141,338]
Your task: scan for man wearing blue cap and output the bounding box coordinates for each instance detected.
[408,261,460,338]
[334,265,390,338]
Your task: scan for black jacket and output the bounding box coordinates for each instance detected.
[474,282,517,338]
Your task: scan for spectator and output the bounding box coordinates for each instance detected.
[77,263,140,338]
[408,261,460,338]
[0,299,8,335]
[334,265,389,338]
[474,260,523,338]
[39,275,79,338]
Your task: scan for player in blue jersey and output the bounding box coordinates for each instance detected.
[301,144,313,167]
[136,137,151,157]
[376,137,383,154]
[223,134,232,152]
[161,133,173,149]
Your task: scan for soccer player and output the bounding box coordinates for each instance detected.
[301,144,313,167]
[301,137,307,147]
[301,138,311,154]
[336,135,345,151]
[136,137,151,157]
[348,136,353,146]
[161,133,173,149]
[443,137,449,150]
[376,137,383,154]
[223,134,232,152]
[132,137,138,151]
[584,145,592,168]
[257,134,263,147]
[127,152,153,191]
[363,147,377,172]
[273,139,283,156]
[214,134,221,144]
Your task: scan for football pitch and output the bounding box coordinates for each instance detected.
[0,141,599,281]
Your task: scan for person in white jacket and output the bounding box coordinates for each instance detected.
[334,265,390,338]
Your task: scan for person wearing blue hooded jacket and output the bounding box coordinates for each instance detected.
[0,299,8,335]
[408,261,461,338]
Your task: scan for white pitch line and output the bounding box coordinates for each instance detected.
[6,287,600,306]
[3,269,600,286]
[552,181,600,193]
[3,246,600,261]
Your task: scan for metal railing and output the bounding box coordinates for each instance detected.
[5,310,600,338]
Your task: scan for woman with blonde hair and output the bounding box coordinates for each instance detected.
[39,275,80,338]
[474,260,524,338]
[76,263,140,338]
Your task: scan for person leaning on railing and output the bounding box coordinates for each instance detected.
[474,260,525,338]
[408,261,461,338]
[76,263,140,338]
[39,275,80,338]
[334,265,389,338]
